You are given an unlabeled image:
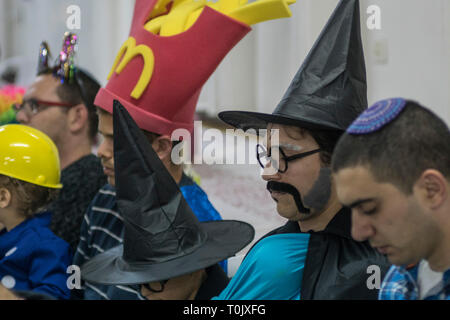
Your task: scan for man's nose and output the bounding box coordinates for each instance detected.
[97,139,111,159]
[261,162,281,181]
[351,210,375,242]
[15,109,29,124]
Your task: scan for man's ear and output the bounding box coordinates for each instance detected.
[0,187,12,209]
[68,103,88,133]
[413,169,448,210]
[151,135,173,162]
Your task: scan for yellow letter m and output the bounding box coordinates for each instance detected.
[107,37,155,99]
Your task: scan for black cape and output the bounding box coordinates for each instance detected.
[252,207,390,299]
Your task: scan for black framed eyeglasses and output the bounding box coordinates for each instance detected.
[142,279,169,293]
[256,143,321,173]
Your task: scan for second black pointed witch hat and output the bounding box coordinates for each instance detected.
[80,100,254,285]
[219,0,367,132]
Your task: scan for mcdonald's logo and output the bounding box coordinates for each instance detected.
[107,37,155,99]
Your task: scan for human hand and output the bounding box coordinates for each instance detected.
[0,284,22,300]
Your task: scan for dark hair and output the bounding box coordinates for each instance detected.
[143,130,182,152]
[96,106,181,157]
[38,68,100,142]
[331,100,450,194]
[0,175,59,218]
[284,125,343,166]
[308,129,343,166]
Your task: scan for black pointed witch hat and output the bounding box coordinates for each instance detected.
[219,0,367,132]
[80,100,254,285]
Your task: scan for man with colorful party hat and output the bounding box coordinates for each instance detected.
[219,0,389,299]
[73,0,296,300]
[14,33,106,253]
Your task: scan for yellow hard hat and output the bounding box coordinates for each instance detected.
[0,124,62,188]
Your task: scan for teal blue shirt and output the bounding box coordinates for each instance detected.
[213,233,310,300]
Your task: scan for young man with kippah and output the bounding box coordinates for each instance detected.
[332,98,450,300]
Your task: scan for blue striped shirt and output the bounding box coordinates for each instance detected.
[72,175,225,300]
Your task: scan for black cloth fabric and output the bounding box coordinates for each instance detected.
[49,154,107,253]
[195,264,230,300]
[252,207,390,300]
[14,290,56,300]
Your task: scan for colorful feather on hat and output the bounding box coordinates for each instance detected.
[53,32,77,84]
[37,41,51,74]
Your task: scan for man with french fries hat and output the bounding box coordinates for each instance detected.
[73,0,297,299]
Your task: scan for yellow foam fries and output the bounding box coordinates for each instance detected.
[144,0,297,36]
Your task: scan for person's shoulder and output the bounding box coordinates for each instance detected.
[383,264,414,283]
[180,176,223,222]
[243,221,299,259]
[340,237,390,267]
[62,154,106,185]
[89,184,117,206]
[264,220,300,237]
[26,220,71,253]
[378,264,417,300]
[180,176,206,198]
[98,183,116,194]
[82,184,120,232]
[80,154,105,177]
[62,154,101,175]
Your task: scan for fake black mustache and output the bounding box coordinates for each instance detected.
[266,181,311,214]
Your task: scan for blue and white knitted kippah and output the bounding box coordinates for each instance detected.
[347,98,407,134]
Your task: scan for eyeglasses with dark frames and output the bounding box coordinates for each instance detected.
[256,143,321,173]
[142,279,169,293]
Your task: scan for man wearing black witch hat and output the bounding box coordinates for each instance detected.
[219,0,390,299]
[80,101,254,300]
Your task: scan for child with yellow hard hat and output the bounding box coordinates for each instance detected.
[0,124,71,299]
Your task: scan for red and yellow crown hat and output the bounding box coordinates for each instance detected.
[94,0,296,136]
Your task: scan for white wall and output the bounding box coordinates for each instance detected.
[1,0,449,124]
[0,0,133,87]
[361,0,450,124]
[200,0,450,125]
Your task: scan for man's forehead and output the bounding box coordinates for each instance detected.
[34,74,60,86]
[25,74,59,98]
[334,166,380,204]
[265,123,307,150]
[267,122,305,135]
[335,166,374,185]
[98,110,114,134]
